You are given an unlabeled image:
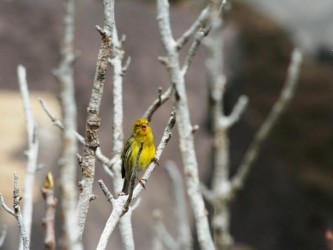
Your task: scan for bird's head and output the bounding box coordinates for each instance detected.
[133,118,152,137]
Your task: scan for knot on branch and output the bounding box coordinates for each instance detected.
[80,161,95,178]
[78,181,84,191]
[185,170,194,177]
[87,113,101,130]
[85,113,101,148]
[192,124,199,134]
[172,83,181,101]
[14,205,21,213]
[85,132,100,149]
[89,194,97,201]
[96,25,109,40]
[13,195,22,206]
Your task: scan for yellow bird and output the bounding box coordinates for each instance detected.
[121,118,156,195]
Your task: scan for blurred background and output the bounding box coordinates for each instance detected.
[0,0,332,249]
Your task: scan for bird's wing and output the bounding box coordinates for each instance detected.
[121,136,135,178]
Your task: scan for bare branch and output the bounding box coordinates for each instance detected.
[1,174,30,250]
[152,210,178,250]
[38,98,115,175]
[38,98,64,129]
[0,195,15,216]
[98,180,114,206]
[96,111,176,250]
[182,27,210,75]
[0,225,7,247]
[77,0,115,235]
[164,161,192,250]
[203,3,246,248]
[41,172,57,250]
[108,17,138,250]
[118,198,141,250]
[221,95,248,128]
[143,86,174,121]
[231,48,303,193]
[54,0,82,248]
[156,0,214,249]
[122,56,131,73]
[176,6,210,50]
[109,24,125,189]
[17,65,39,248]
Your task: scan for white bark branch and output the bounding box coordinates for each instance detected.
[152,210,178,250]
[13,174,30,250]
[98,179,114,205]
[76,0,114,236]
[109,25,124,185]
[182,27,210,76]
[221,95,248,128]
[118,199,140,250]
[143,86,174,121]
[38,98,115,175]
[0,175,29,249]
[108,19,137,250]
[0,225,7,247]
[0,195,15,216]
[176,6,210,50]
[203,4,236,248]
[156,1,214,249]
[17,65,39,250]
[231,48,303,193]
[164,160,192,250]
[54,0,82,248]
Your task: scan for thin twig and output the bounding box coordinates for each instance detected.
[176,6,210,50]
[0,195,15,216]
[152,210,178,250]
[0,225,7,247]
[17,65,39,249]
[221,95,248,128]
[98,180,114,205]
[38,97,115,176]
[231,48,303,194]
[143,86,174,121]
[164,161,192,250]
[182,27,210,75]
[10,174,30,250]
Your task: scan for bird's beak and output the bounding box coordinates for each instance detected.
[141,124,147,130]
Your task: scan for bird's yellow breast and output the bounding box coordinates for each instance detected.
[130,140,155,171]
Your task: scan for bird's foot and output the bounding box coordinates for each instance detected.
[137,177,147,189]
[152,157,159,166]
